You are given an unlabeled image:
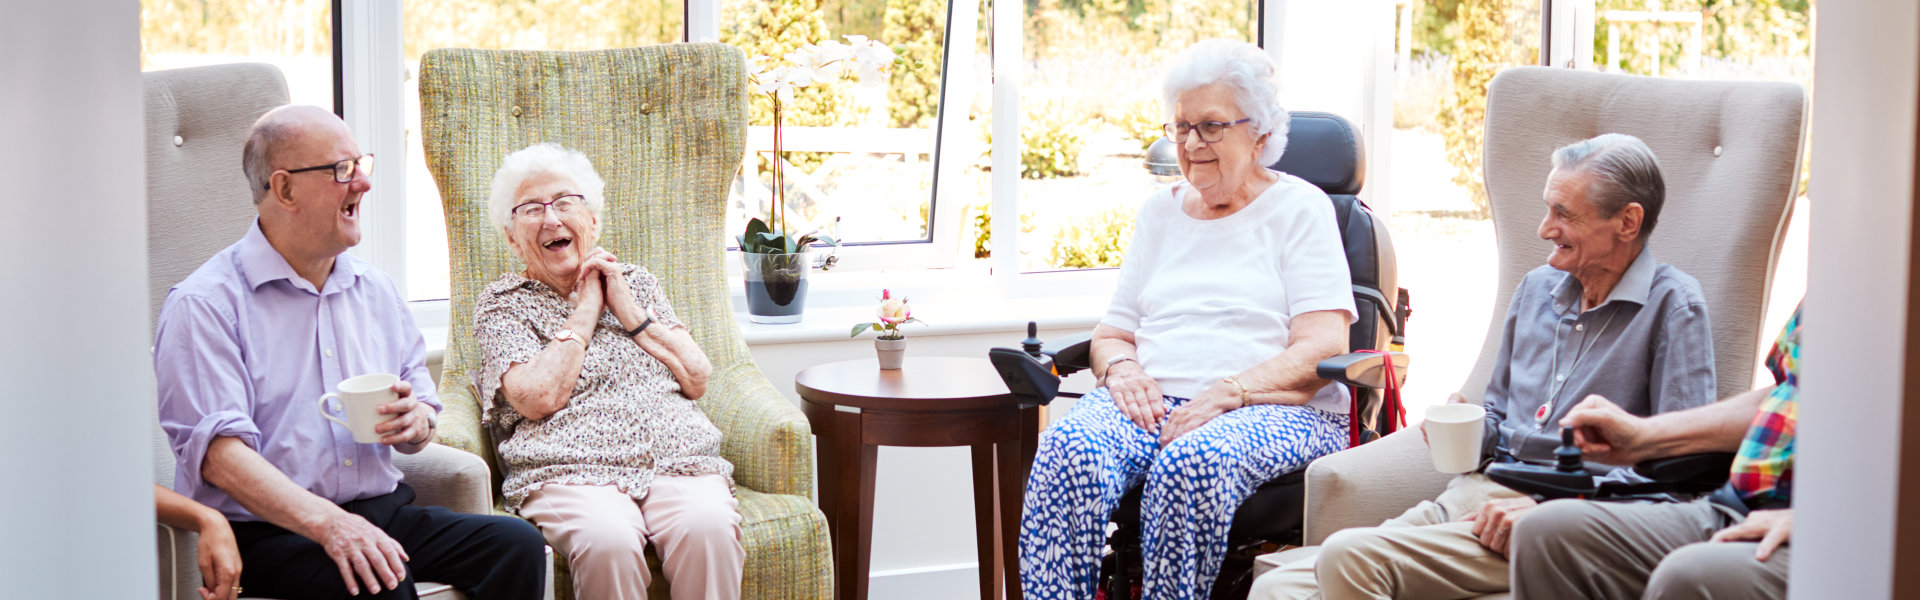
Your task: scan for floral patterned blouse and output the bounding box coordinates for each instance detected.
[474,262,732,513]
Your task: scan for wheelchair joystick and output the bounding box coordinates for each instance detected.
[1484,426,1601,500]
[989,321,1060,408]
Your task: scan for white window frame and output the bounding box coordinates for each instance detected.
[339,0,1393,317]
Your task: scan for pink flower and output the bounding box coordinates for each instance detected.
[877,297,910,325]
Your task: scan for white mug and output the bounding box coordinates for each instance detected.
[318,373,401,444]
[1425,403,1488,474]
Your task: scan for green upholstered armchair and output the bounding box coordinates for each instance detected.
[418,43,832,600]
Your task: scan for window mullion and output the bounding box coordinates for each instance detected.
[990,0,1022,282]
[337,0,409,297]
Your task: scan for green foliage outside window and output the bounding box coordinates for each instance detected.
[1048,204,1136,268]
[724,0,860,172]
[884,0,947,128]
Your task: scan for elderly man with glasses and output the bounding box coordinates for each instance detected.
[155,105,547,600]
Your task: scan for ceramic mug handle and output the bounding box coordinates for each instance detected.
[318,393,351,428]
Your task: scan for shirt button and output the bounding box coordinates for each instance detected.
[1556,374,1567,382]
[1575,323,1585,332]
[325,349,335,358]
[344,459,354,467]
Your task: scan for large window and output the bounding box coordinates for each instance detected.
[1009,0,1259,272]
[140,1,334,117]
[399,0,686,300]
[720,0,953,262]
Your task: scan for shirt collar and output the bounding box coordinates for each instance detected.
[236,219,365,295]
[1551,246,1657,315]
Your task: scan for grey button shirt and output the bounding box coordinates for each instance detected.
[1480,248,1717,473]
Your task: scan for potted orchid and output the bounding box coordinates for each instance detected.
[738,36,902,324]
[849,289,923,369]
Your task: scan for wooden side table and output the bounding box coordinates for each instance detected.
[796,356,1043,600]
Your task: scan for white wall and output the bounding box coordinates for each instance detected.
[749,325,1093,600]
[1795,0,1916,597]
[0,1,157,598]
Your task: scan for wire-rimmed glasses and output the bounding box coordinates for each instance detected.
[511,194,586,222]
[1162,118,1253,144]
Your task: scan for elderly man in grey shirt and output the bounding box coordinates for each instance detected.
[1250,133,1717,600]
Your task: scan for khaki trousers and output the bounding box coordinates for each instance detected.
[1510,499,1788,600]
[519,476,745,600]
[1249,474,1522,600]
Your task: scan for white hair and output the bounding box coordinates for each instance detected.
[487,143,608,246]
[1161,39,1289,165]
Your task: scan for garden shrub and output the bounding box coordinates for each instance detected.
[883,0,945,129]
[1049,204,1137,269]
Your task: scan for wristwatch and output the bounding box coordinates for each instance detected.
[553,328,588,350]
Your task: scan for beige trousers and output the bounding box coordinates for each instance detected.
[520,476,745,600]
[1249,474,1522,600]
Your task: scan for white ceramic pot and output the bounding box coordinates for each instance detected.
[875,337,907,370]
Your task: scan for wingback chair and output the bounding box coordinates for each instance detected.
[1290,66,1807,598]
[144,62,536,600]
[417,43,833,600]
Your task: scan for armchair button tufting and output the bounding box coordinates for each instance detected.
[1713,145,1723,157]
[512,106,522,117]
[173,135,184,146]
[641,103,652,114]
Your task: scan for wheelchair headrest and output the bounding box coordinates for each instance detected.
[1272,111,1366,196]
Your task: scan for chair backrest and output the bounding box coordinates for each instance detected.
[418,43,752,467]
[1274,111,1404,439]
[144,61,289,600]
[1272,111,1400,357]
[1463,67,1806,403]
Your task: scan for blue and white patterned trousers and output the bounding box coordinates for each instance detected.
[1018,387,1350,600]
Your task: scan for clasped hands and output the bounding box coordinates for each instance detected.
[568,246,651,329]
[1104,361,1242,446]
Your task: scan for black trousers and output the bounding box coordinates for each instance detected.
[231,484,547,600]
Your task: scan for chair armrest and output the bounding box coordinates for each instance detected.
[1044,331,1095,375]
[702,362,815,499]
[396,442,495,515]
[157,523,197,600]
[1303,428,1452,545]
[1315,351,1410,389]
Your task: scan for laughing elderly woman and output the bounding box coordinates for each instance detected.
[473,143,743,600]
[1018,39,1357,600]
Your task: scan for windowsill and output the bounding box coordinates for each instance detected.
[411,263,1119,356]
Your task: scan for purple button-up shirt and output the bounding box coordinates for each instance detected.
[155,221,439,521]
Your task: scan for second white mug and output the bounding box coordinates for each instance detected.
[318,373,401,444]
[1426,403,1487,474]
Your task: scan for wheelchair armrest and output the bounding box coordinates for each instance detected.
[1044,331,1095,376]
[1633,452,1736,493]
[1315,351,1410,389]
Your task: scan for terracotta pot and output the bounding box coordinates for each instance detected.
[875,337,907,370]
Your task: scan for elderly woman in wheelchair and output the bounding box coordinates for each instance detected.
[1017,39,1361,600]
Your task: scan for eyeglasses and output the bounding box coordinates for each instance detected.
[511,194,586,222]
[1163,118,1253,144]
[273,154,375,188]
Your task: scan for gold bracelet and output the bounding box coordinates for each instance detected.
[1223,376,1251,408]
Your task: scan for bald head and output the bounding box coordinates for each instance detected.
[242,105,347,204]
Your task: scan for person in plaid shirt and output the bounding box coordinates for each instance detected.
[1506,304,1800,600]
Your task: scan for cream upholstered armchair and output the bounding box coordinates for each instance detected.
[1296,66,1807,584]
[144,63,540,600]
[417,43,833,600]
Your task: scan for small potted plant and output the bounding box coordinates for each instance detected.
[850,289,923,369]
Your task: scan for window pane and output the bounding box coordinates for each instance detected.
[1386,0,1539,419]
[140,0,334,110]
[1014,0,1259,272]
[721,0,950,249]
[400,1,686,301]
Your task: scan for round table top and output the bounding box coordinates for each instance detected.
[794,356,1017,411]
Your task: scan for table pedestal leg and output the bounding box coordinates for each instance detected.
[823,410,875,600]
[996,406,1042,600]
[971,444,1002,600]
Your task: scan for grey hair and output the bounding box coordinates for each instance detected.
[487,143,609,245]
[1161,39,1289,165]
[241,111,300,204]
[1551,133,1666,239]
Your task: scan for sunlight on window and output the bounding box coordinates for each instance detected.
[140,0,334,111]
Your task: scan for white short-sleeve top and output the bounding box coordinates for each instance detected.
[1102,170,1359,413]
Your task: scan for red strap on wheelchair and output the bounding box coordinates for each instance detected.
[1350,350,1406,447]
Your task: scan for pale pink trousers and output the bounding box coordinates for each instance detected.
[520,476,744,600]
